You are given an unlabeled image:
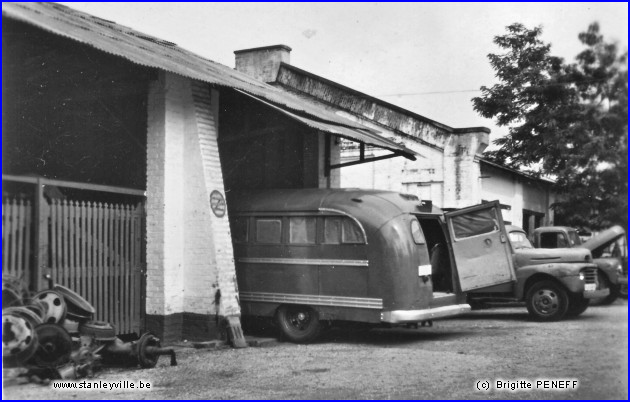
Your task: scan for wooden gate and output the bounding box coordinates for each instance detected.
[2,175,145,335]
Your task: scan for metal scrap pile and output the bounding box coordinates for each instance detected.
[2,277,176,383]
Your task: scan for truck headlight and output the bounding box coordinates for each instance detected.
[579,272,585,281]
[617,264,623,275]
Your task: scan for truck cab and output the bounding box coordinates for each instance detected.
[532,226,625,304]
[467,225,604,321]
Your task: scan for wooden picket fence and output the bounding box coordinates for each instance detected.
[2,175,145,335]
[48,200,144,334]
[2,198,32,285]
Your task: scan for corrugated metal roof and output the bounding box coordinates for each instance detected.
[2,2,416,159]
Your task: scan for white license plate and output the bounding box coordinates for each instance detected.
[585,283,596,292]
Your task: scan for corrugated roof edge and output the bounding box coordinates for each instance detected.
[2,1,414,154]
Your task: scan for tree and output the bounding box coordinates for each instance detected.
[473,23,628,230]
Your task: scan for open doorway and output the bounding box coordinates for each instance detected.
[417,217,453,293]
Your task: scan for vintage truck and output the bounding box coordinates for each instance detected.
[531,225,626,304]
[467,225,606,321]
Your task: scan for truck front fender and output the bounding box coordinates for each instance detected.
[515,263,595,300]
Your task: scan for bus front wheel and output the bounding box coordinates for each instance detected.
[276,305,321,343]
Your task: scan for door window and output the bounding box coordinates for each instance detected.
[451,208,499,240]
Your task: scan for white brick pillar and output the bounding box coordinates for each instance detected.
[146,72,186,342]
[442,131,489,209]
[145,71,241,343]
[190,82,241,319]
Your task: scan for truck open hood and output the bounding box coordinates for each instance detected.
[581,225,625,257]
[514,247,591,267]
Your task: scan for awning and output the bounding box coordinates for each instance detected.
[236,90,417,160]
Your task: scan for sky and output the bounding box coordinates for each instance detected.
[59,2,628,146]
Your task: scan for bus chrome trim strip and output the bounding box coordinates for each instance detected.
[380,304,471,323]
[237,257,369,267]
[239,292,383,309]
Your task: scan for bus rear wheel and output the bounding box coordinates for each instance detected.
[276,305,321,343]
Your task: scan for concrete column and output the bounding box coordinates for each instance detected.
[442,131,488,209]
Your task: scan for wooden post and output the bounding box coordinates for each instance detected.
[324,133,331,180]
[32,178,49,292]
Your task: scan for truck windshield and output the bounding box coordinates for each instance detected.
[509,231,533,249]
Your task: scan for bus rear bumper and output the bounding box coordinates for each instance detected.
[380,304,471,324]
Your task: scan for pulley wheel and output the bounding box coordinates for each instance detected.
[2,314,38,368]
[79,320,116,341]
[2,306,43,327]
[33,290,67,324]
[31,323,72,368]
[136,333,161,368]
[53,284,95,321]
[26,300,47,321]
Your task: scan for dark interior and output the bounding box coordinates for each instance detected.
[418,217,453,293]
[3,19,152,190]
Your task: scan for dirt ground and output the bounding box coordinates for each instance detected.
[3,300,627,400]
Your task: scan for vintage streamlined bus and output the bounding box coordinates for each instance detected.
[228,189,515,343]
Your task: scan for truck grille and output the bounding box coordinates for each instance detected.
[583,268,597,284]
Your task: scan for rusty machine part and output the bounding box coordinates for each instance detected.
[103,333,177,368]
[2,306,44,328]
[3,275,29,306]
[32,290,67,324]
[2,314,38,368]
[63,318,80,335]
[31,324,73,368]
[2,288,24,308]
[53,284,95,322]
[79,321,116,342]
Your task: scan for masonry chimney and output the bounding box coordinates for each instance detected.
[234,45,291,83]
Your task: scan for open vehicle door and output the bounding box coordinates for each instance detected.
[445,201,515,291]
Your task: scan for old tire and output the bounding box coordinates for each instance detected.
[525,280,569,321]
[566,294,590,317]
[276,305,321,344]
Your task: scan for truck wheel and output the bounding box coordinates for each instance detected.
[566,294,589,317]
[276,305,321,343]
[525,280,569,321]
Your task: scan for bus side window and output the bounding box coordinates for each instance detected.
[324,216,366,244]
[231,217,249,243]
[255,218,282,244]
[324,217,341,244]
[342,218,365,244]
[289,217,316,244]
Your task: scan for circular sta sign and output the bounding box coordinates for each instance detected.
[209,190,226,218]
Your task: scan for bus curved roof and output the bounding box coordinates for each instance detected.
[227,188,441,226]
